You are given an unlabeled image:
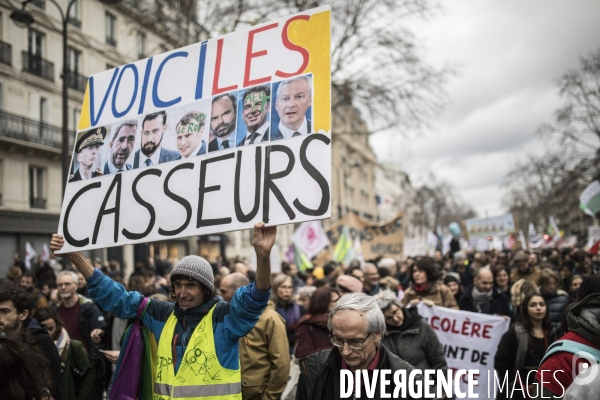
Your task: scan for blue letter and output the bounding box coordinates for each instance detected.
[137,57,154,114]
[111,64,139,118]
[89,68,119,126]
[152,51,188,108]
[195,41,208,100]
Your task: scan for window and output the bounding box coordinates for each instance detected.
[67,47,81,74]
[28,29,45,57]
[72,108,80,131]
[29,166,46,209]
[137,32,146,59]
[68,0,81,27]
[39,97,47,122]
[105,13,116,46]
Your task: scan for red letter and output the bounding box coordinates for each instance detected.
[482,324,492,339]
[275,15,310,78]
[431,316,440,330]
[471,323,481,338]
[451,319,460,334]
[212,38,238,95]
[244,23,278,87]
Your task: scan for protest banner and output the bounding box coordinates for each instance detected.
[56,6,332,253]
[326,212,404,260]
[416,303,510,399]
[465,213,516,240]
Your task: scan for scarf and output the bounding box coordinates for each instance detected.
[471,287,493,304]
[412,282,431,295]
[55,327,71,370]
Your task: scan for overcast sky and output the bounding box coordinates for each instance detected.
[369,0,600,219]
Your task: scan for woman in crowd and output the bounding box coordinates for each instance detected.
[376,290,447,372]
[33,306,95,400]
[0,266,22,290]
[539,269,570,327]
[295,287,340,359]
[568,274,583,299]
[272,274,306,354]
[0,330,53,400]
[492,264,511,297]
[402,257,458,309]
[510,278,539,318]
[443,273,463,304]
[296,286,316,311]
[494,293,551,400]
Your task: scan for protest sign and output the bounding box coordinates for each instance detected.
[292,221,330,259]
[326,212,404,260]
[416,303,510,399]
[56,7,332,253]
[465,214,516,240]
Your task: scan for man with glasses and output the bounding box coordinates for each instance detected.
[296,292,418,399]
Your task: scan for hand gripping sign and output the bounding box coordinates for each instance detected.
[56,6,332,253]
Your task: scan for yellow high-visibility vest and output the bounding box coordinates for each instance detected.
[153,304,241,400]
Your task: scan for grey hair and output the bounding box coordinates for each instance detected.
[275,75,313,100]
[373,289,402,313]
[378,258,397,269]
[297,285,316,299]
[111,119,138,142]
[58,270,78,284]
[327,292,386,335]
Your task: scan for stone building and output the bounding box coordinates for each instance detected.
[0,0,205,275]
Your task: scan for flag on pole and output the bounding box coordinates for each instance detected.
[528,223,543,249]
[333,225,355,264]
[580,180,600,216]
[292,244,313,271]
[25,242,37,270]
[40,243,51,263]
[292,221,330,260]
[547,216,561,243]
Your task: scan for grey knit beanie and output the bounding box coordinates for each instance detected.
[170,256,214,292]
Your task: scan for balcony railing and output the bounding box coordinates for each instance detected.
[30,197,47,209]
[0,109,75,150]
[31,0,45,9]
[67,15,82,28]
[66,71,88,93]
[22,52,54,81]
[106,36,117,47]
[0,41,12,66]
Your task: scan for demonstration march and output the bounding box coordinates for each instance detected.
[1,1,600,400]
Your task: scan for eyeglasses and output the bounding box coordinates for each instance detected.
[384,308,402,322]
[329,333,371,350]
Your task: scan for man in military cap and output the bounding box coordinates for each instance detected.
[69,127,106,182]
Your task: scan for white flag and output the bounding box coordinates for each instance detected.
[40,243,51,262]
[25,242,37,270]
[528,223,543,249]
[292,221,330,259]
[518,230,527,250]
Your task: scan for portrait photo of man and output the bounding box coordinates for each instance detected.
[133,111,179,168]
[208,92,243,152]
[271,75,313,141]
[103,119,137,174]
[238,85,271,146]
[69,127,106,182]
[175,111,207,159]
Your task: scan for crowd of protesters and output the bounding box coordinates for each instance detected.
[1,240,599,399]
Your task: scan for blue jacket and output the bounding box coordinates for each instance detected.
[86,269,269,372]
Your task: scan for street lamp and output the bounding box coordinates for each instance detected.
[11,0,121,196]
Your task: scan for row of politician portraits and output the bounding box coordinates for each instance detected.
[69,74,314,182]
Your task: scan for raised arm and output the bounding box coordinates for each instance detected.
[50,234,94,278]
[252,222,277,291]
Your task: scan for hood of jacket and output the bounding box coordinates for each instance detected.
[298,312,329,328]
[568,293,600,347]
[386,307,421,335]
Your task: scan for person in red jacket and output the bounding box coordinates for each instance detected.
[295,287,340,359]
